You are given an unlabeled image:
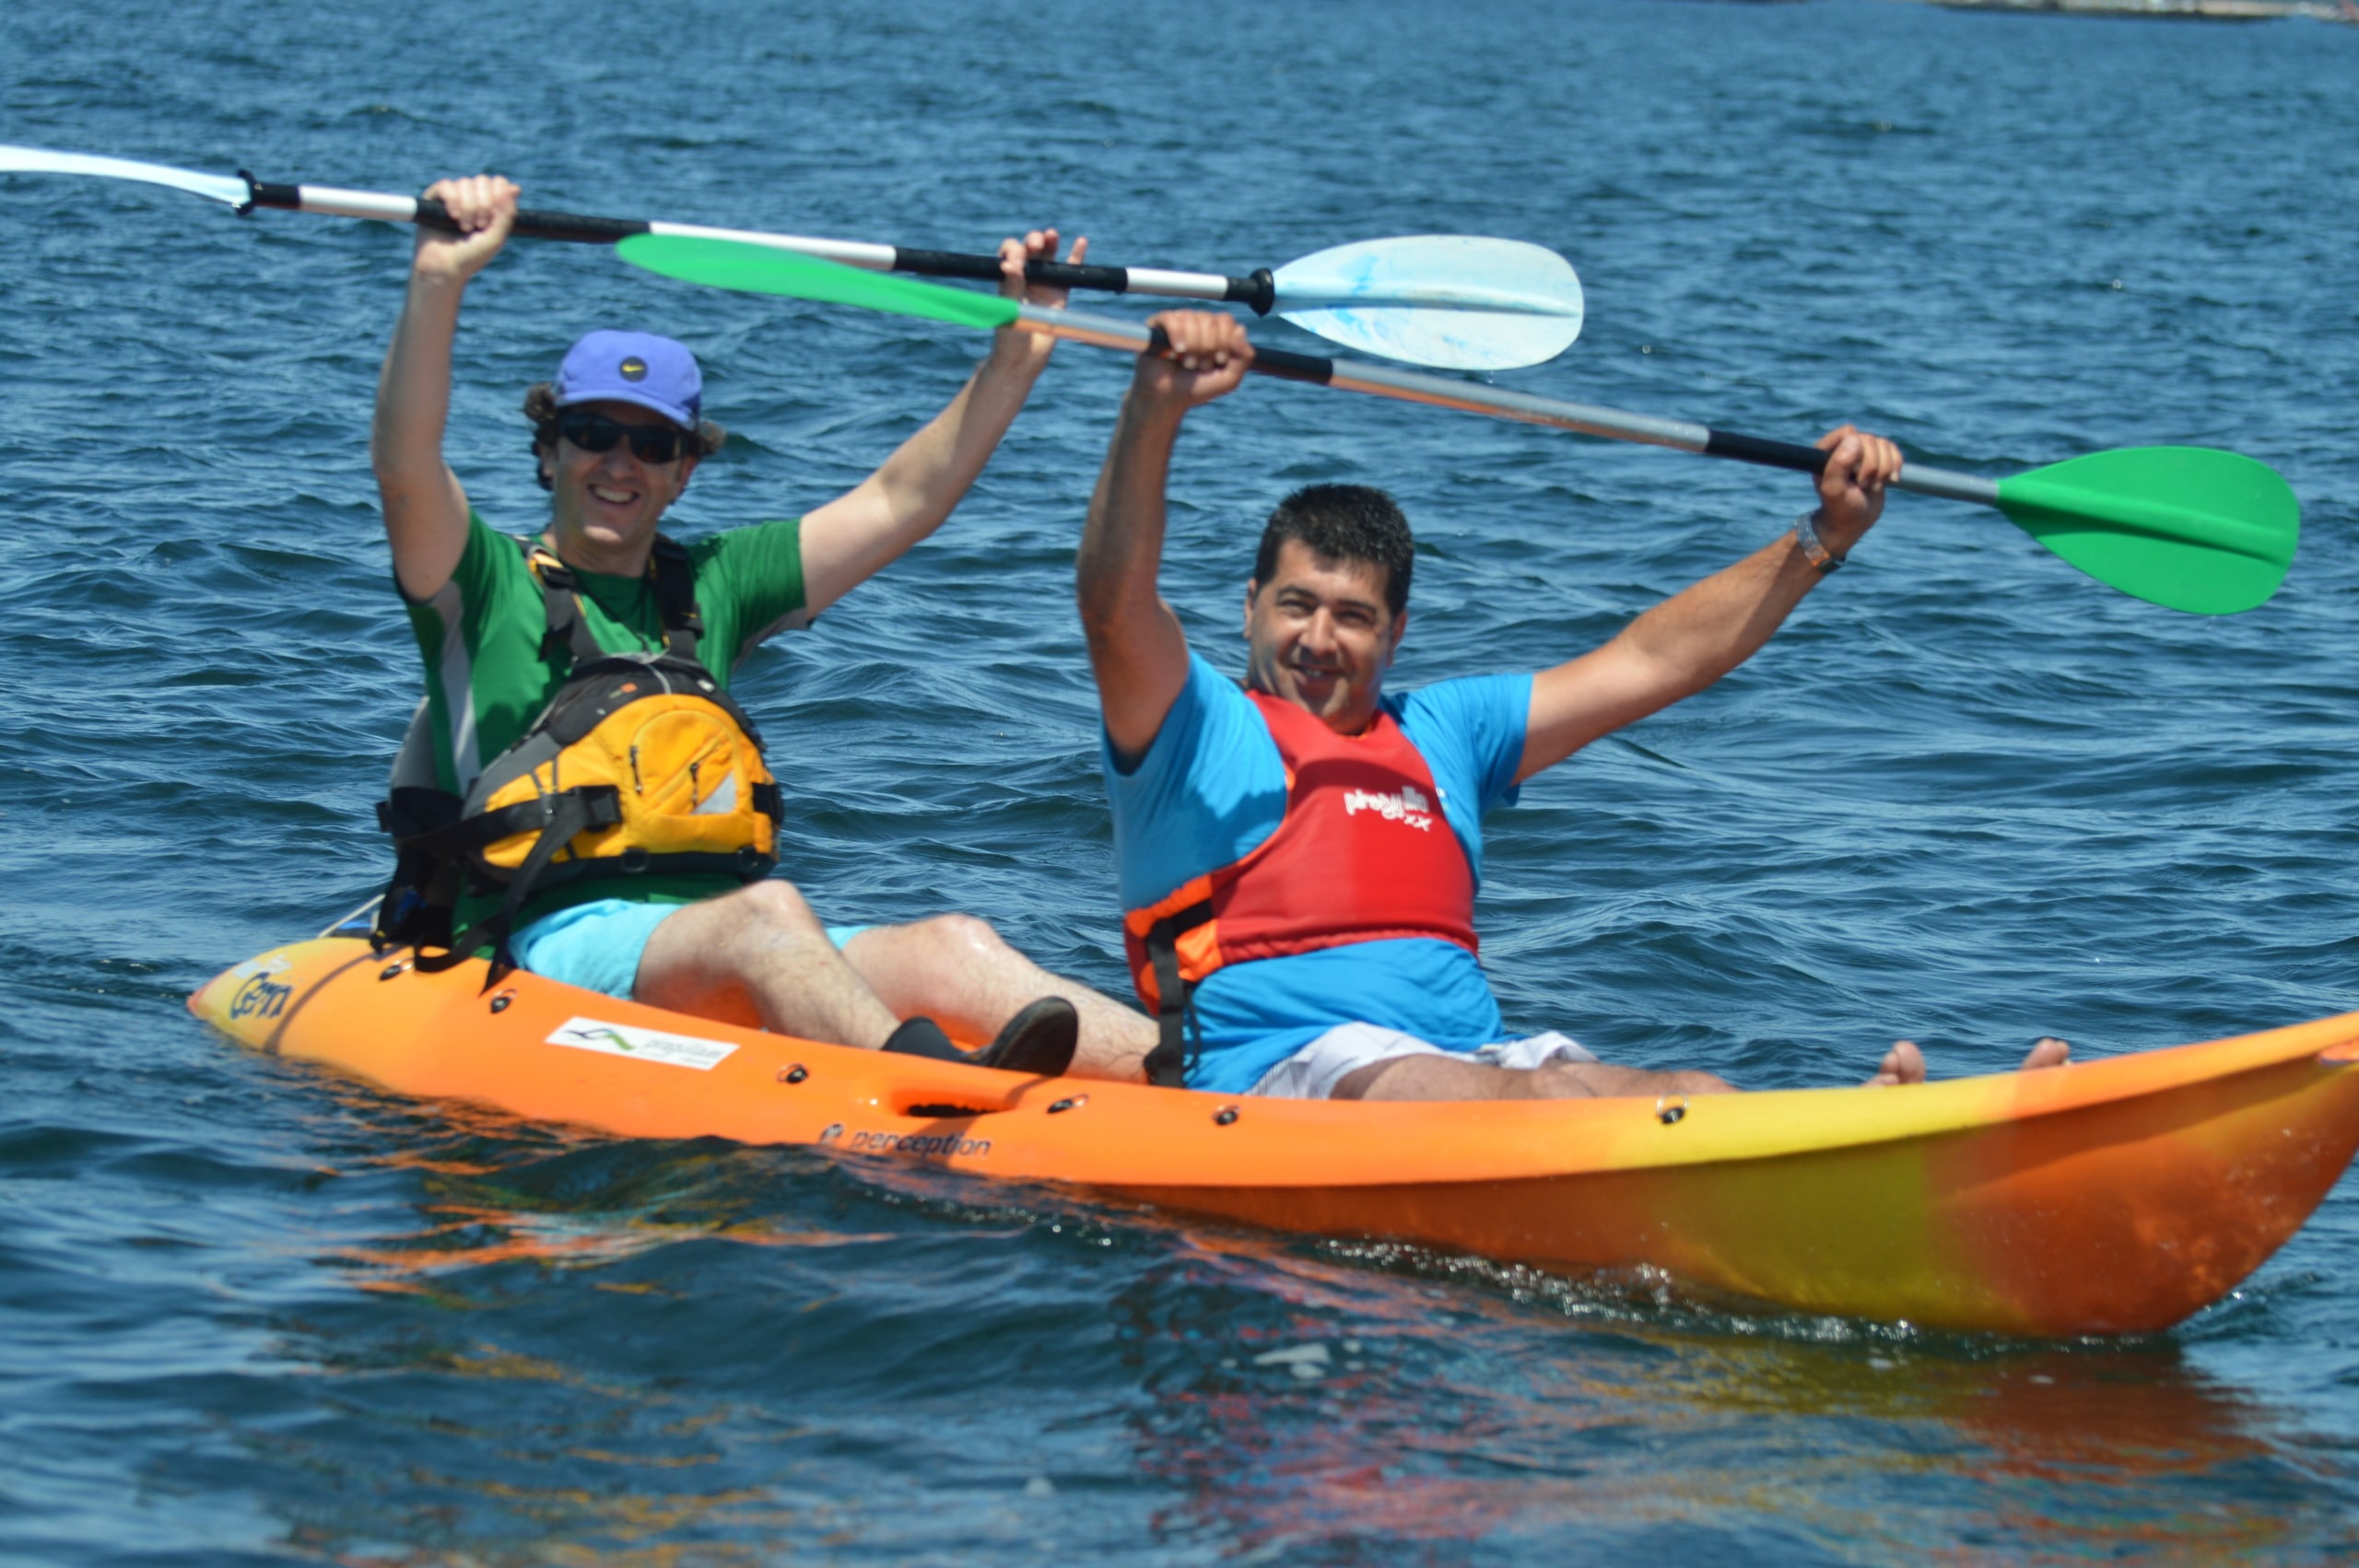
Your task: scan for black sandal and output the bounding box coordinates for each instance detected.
[881,997,1078,1077]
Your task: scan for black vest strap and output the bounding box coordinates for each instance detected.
[521,534,706,669]
[414,785,625,976]
[370,786,463,954]
[648,534,705,660]
[1139,903,1215,1089]
[524,544,604,666]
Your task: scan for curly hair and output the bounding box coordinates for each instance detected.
[523,382,728,490]
[1251,484,1415,616]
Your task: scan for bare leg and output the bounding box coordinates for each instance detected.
[1341,1035,2072,1103]
[1876,1036,2071,1085]
[635,881,901,1049]
[1334,1053,1734,1103]
[839,916,1156,1082]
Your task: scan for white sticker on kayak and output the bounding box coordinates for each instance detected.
[546,1016,739,1071]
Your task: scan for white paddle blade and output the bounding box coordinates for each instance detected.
[1272,235,1585,371]
[0,146,250,208]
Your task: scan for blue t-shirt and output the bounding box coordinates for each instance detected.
[1107,653,1533,1093]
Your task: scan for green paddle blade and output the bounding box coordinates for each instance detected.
[617,233,1019,333]
[1995,446,2298,615]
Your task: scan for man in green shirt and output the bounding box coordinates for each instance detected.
[374,173,1151,1078]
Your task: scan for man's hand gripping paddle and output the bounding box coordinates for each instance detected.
[612,234,2295,616]
[0,144,1582,371]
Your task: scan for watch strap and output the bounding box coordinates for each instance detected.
[1792,509,1843,574]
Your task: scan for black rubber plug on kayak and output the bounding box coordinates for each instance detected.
[881,998,1078,1077]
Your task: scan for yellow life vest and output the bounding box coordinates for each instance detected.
[378,536,781,970]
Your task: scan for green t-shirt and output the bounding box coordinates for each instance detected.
[403,510,808,937]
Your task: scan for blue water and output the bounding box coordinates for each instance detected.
[6,0,2359,1558]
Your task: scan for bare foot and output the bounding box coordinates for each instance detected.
[2021,1036,2071,1071]
[1869,1039,1927,1086]
[1871,1036,2070,1086]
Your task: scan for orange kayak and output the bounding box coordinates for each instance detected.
[192,936,2359,1338]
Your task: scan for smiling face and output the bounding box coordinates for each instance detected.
[538,400,698,574]
[1243,539,1409,733]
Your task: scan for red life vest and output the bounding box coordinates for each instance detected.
[1123,688,1479,1085]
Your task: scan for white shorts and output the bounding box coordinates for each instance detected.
[1246,1022,1599,1101]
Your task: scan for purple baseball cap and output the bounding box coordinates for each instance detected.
[553,330,702,427]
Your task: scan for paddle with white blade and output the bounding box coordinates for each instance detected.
[0,143,1583,371]
[615,234,2299,617]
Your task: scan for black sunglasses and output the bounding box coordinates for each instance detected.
[555,409,693,464]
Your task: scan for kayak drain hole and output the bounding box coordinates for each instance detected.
[378,960,410,981]
[905,1103,994,1119]
[1657,1095,1687,1126]
[779,1065,808,1084]
[1215,1106,1239,1126]
[488,989,515,1013]
[1048,1095,1086,1114]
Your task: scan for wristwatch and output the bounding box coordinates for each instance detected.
[1791,509,1843,575]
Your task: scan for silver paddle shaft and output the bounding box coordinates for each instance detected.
[1015,303,2001,506]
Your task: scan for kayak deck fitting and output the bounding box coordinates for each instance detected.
[193,938,2359,1339]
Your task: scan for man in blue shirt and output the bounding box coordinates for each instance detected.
[1075,311,2069,1101]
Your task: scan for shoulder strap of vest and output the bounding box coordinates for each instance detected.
[518,534,708,667]
[647,534,705,660]
[520,538,605,666]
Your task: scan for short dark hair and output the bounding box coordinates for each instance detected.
[523,381,727,491]
[1251,485,1414,616]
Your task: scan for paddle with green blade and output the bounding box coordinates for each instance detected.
[0,143,1581,372]
[615,232,2296,616]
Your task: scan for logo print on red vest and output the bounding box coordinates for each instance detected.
[1343,783,1434,831]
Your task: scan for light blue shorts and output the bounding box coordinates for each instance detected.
[511,897,874,999]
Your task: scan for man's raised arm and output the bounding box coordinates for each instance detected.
[1515,425,1903,784]
[371,175,518,602]
[1075,311,1255,766]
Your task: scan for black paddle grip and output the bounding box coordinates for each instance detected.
[512,208,651,243]
[410,198,648,244]
[1704,428,1829,475]
[891,246,1018,283]
[1248,346,1336,385]
[1027,258,1135,292]
[893,246,1143,294]
[1142,327,1332,386]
